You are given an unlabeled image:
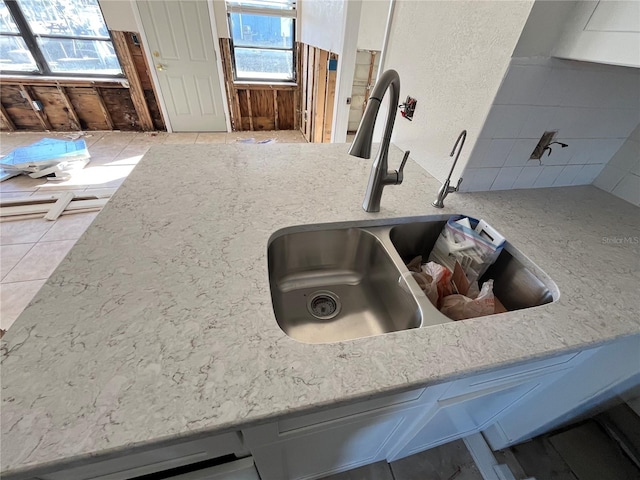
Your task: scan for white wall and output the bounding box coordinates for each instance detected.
[460,58,640,192]
[594,123,640,206]
[357,0,389,51]
[98,0,138,32]
[382,0,534,182]
[300,0,347,54]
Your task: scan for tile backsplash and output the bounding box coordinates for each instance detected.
[593,124,640,206]
[460,57,640,192]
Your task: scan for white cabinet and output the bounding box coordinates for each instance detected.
[38,432,246,480]
[483,334,640,450]
[244,350,584,480]
[243,386,449,480]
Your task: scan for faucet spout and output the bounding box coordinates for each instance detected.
[349,69,407,213]
[432,130,466,208]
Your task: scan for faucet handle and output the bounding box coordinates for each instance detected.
[395,150,410,184]
[455,177,463,191]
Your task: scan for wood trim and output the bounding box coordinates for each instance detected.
[56,86,81,130]
[0,103,16,131]
[323,58,337,143]
[273,90,279,130]
[364,51,377,113]
[93,87,114,130]
[312,49,329,143]
[111,31,154,131]
[246,90,254,130]
[303,45,315,142]
[19,85,52,130]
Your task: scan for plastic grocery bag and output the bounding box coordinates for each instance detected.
[406,256,452,307]
[440,279,495,321]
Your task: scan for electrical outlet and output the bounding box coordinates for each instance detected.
[530,131,557,160]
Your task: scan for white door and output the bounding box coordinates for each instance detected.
[137,0,227,132]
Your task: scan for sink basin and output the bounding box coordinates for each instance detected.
[389,219,557,311]
[268,216,558,344]
[268,228,423,344]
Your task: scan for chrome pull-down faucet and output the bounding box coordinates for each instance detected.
[432,130,466,208]
[348,69,409,213]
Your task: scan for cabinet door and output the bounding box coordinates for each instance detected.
[250,406,430,480]
[390,381,539,461]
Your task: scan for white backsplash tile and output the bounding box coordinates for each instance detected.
[463,57,640,193]
[573,164,606,185]
[512,166,542,189]
[482,139,515,167]
[504,138,539,167]
[593,164,627,191]
[491,167,522,190]
[533,165,565,187]
[611,173,640,206]
[553,165,583,186]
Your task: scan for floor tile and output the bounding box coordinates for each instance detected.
[128,132,169,145]
[318,461,394,480]
[549,421,640,480]
[91,132,137,147]
[195,133,227,144]
[390,440,483,480]
[3,239,76,282]
[0,279,46,331]
[1,243,35,280]
[0,191,34,200]
[164,133,198,144]
[0,174,45,193]
[510,436,577,480]
[1,219,54,245]
[39,212,98,242]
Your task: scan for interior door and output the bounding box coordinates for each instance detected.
[137,0,227,132]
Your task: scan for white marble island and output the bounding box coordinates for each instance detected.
[2,143,639,479]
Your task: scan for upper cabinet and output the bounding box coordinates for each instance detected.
[553,1,640,68]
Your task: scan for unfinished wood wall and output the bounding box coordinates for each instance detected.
[0,31,164,132]
[300,44,338,143]
[219,38,299,132]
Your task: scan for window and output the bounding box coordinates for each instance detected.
[0,0,122,76]
[226,0,296,82]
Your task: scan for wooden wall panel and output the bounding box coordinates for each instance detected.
[66,88,111,130]
[100,88,139,130]
[218,38,300,132]
[277,90,295,130]
[1,85,40,130]
[0,30,164,132]
[300,45,338,143]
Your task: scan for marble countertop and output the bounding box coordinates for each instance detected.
[2,143,639,478]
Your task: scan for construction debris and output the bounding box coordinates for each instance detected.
[0,138,90,182]
[0,190,114,222]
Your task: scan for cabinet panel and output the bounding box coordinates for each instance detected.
[392,381,538,460]
[280,412,407,479]
[39,433,244,480]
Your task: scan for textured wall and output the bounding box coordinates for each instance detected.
[382,0,534,183]
[98,0,138,32]
[300,0,347,54]
[357,0,389,51]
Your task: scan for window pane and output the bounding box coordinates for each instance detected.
[37,38,121,74]
[0,35,37,71]
[227,0,295,12]
[234,47,293,80]
[17,0,109,38]
[0,1,19,33]
[230,13,292,48]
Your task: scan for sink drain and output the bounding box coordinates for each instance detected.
[307,291,341,320]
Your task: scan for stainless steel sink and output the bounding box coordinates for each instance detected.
[268,216,558,344]
[268,228,425,344]
[389,219,557,311]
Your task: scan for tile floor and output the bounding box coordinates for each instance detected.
[0,130,306,333]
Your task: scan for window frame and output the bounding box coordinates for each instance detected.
[226,1,297,84]
[0,0,124,79]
